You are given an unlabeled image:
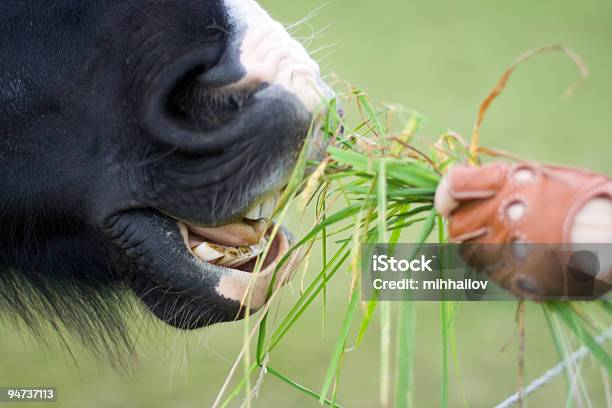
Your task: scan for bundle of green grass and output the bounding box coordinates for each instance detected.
[213,47,611,408]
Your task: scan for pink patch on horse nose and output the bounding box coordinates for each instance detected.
[225,0,327,111]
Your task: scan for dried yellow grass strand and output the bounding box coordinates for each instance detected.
[469,44,589,164]
[392,115,420,156]
[433,138,449,164]
[300,157,330,210]
[355,134,382,154]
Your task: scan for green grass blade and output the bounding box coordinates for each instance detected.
[269,248,351,351]
[220,362,258,408]
[440,301,449,408]
[600,301,612,315]
[380,302,392,406]
[327,146,370,169]
[267,366,344,408]
[377,158,388,243]
[353,299,378,349]
[395,300,415,408]
[437,215,450,408]
[386,160,440,187]
[319,286,361,404]
[542,305,573,397]
[357,94,385,135]
[550,302,612,374]
[292,204,362,250]
[376,158,393,406]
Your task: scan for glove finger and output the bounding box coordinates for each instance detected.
[447,163,507,201]
[435,163,507,219]
[448,199,499,242]
[434,175,459,218]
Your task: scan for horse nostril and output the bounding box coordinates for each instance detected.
[169,68,253,130]
[197,45,247,89]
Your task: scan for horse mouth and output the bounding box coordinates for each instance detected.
[176,191,290,277]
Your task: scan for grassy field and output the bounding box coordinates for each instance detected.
[1,0,611,407]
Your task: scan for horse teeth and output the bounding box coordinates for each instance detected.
[215,242,266,268]
[194,242,224,262]
[188,190,280,268]
[193,238,268,269]
[259,195,276,219]
[245,219,267,239]
[245,191,281,221]
[245,204,262,220]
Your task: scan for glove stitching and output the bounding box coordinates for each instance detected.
[450,227,490,243]
[498,194,528,228]
[509,164,538,187]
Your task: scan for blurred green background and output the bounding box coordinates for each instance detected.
[1,0,611,406]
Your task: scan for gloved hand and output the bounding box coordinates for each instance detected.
[434,162,612,300]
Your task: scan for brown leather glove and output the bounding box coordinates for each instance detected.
[435,162,612,300]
